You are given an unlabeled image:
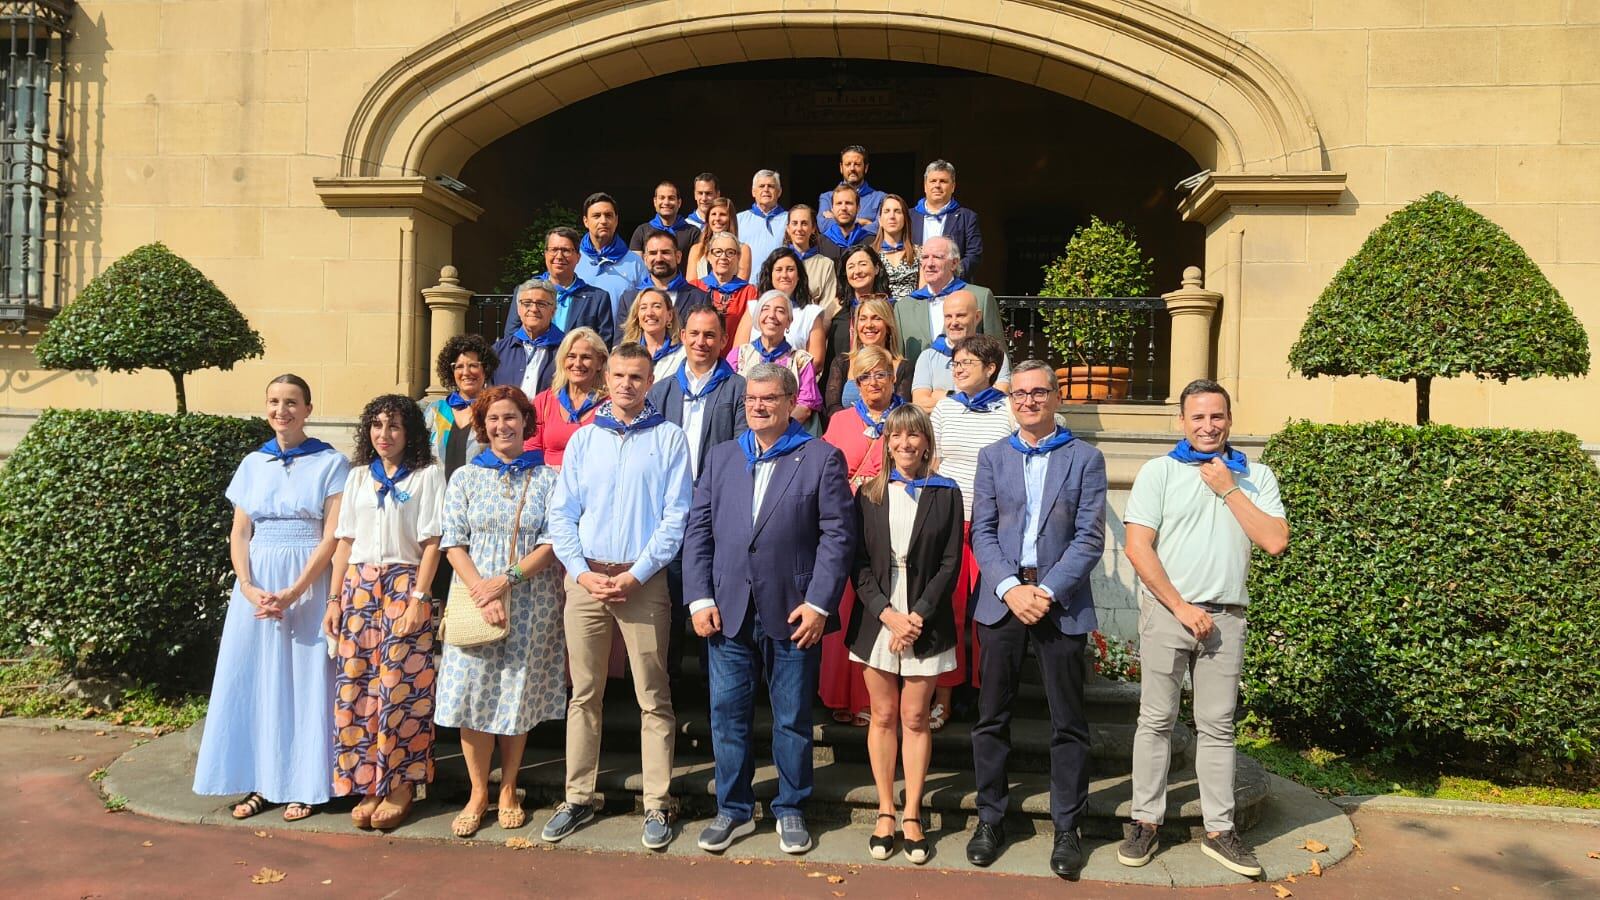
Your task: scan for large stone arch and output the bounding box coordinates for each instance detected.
[337,0,1329,182]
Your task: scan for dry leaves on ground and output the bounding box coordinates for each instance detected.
[505,838,534,850]
[1587,852,1599,860]
[68,754,84,761]
[1310,859,1323,877]
[249,868,285,885]
[1351,837,1362,851]
[832,893,846,898]
[733,858,752,865]
[1299,839,1328,853]
[253,831,270,839]
[140,841,153,848]
[1271,885,1293,899]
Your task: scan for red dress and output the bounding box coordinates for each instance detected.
[817,406,889,718]
[695,279,758,351]
[525,387,599,465]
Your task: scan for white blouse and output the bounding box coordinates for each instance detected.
[334,463,446,565]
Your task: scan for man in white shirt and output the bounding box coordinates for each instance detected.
[736,169,788,272]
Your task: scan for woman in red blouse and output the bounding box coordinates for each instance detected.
[694,230,758,354]
[525,326,607,467]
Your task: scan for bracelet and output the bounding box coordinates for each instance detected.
[1219,486,1242,502]
[503,565,524,585]
[326,594,340,605]
[409,589,427,600]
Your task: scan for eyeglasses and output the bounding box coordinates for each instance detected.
[546,247,576,256]
[854,370,892,384]
[709,247,740,258]
[950,358,982,370]
[744,392,793,407]
[452,361,485,372]
[1008,388,1054,405]
[518,299,556,311]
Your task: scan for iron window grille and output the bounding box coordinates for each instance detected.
[0,0,70,335]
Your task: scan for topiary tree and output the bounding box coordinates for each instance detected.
[1039,217,1154,366]
[494,201,582,291]
[1289,191,1589,425]
[35,242,264,414]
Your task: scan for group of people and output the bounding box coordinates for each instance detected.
[193,146,1289,880]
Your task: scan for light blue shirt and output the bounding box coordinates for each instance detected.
[576,251,649,328]
[818,183,883,229]
[687,453,829,619]
[737,205,788,273]
[995,435,1057,601]
[546,416,694,585]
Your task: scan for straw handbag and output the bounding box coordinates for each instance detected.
[439,470,532,648]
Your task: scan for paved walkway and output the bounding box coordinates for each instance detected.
[5,723,1597,898]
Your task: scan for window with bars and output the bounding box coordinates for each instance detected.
[0,0,69,334]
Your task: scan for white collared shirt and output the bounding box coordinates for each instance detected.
[680,367,713,476]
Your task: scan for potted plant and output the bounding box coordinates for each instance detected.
[1039,217,1154,402]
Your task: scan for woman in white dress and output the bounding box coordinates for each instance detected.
[435,385,567,838]
[847,404,963,865]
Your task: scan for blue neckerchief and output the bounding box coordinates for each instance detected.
[702,272,749,295]
[444,391,472,410]
[1009,426,1076,458]
[788,243,819,261]
[256,437,334,468]
[820,220,868,249]
[644,336,682,363]
[855,181,877,201]
[739,420,813,472]
[676,359,732,402]
[953,387,1006,412]
[541,274,588,307]
[753,338,792,365]
[930,335,954,356]
[908,278,969,301]
[684,210,706,228]
[878,239,904,253]
[637,272,690,292]
[579,233,629,265]
[369,459,413,508]
[514,324,564,351]
[648,214,690,234]
[853,394,905,439]
[557,389,600,424]
[889,469,959,498]
[747,204,786,224]
[592,399,667,435]
[1168,439,1249,474]
[469,448,544,475]
[913,196,962,222]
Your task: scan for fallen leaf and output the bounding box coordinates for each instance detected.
[1286,874,1297,883]
[1310,859,1323,877]
[1451,888,1461,893]
[141,841,154,848]
[94,730,107,736]
[505,837,534,850]
[827,876,846,885]
[807,872,826,878]
[68,754,85,761]
[249,867,286,885]
[832,894,846,898]
[762,860,774,866]
[1299,839,1328,853]
[234,860,248,866]
[1272,886,1293,899]
[320,880,332,885]
[733,858,752,865]
[1588,852,1600,860]
[1351,837,1363,851]
[254,831,270,839]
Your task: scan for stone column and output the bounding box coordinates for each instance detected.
[1161,266,1222,403]
[421,265,473,399]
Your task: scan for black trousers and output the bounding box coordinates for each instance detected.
[971,613,1090,831]
[665,554,708,684]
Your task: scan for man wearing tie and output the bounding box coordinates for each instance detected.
[967,361,1107,879]
[682,363,855,857]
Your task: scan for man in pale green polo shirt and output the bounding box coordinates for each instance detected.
[1116,379,1290,879]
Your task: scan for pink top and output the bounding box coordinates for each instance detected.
[525,387,599,466]
[821,405,887,489]
[728,340,824,412]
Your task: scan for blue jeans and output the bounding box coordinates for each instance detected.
[707,611,821,821]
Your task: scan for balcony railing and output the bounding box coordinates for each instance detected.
[429,265,1223,407]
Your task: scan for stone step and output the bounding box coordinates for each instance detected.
[433,741,1269,842]
[529,691,1191,776]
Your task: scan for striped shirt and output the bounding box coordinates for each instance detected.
[931,394,1018,520]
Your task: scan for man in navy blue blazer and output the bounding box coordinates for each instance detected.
[500,226,617,347]
[682,362,855,857]
[967,360,1107,879]
[491,280,562,396]
[908,159,983,280]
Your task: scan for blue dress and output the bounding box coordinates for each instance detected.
[192,448,349,804]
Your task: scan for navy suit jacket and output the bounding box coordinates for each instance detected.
[683,438,857,639]
[618,284,713,329]
[909,206,983,279]
[647,368,748,480]
[501,283,617,348]
[489,333,557,395]
[970,434,1106,635]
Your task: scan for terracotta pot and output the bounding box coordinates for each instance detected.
[1055,366,1132,403]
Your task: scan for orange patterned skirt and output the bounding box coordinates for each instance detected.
[331,563,436,798]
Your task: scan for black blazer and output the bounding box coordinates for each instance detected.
[847,482,964,662]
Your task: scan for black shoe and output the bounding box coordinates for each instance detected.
[1050,828,1084,879]
[966,821,1005,867]
[1201,829,1264,878]
[868,813,896,861]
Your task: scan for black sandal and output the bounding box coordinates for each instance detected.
[231,792,269,820]
[902,816,930,865]
[868,812,896,860]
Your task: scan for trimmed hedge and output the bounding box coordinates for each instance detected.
[0,409,270,682]
[1246,421,1600,767]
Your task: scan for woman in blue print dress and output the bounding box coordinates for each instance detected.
[435,384,567,838]
[192,374,349,822]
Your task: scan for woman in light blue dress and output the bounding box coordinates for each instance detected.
[435,384,567,838]
[193,374,349,821]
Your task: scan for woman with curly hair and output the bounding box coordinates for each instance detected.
[423,333,500,599]
[435,385,567,838]
[323,395,445,832]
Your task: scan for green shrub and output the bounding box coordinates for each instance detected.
[1289,192,1589,424]
[494,201,581,291]
[0,409,271,683]
[1245,421,1600,768]
[1038,217,1154,367]
[35,243,264,414]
